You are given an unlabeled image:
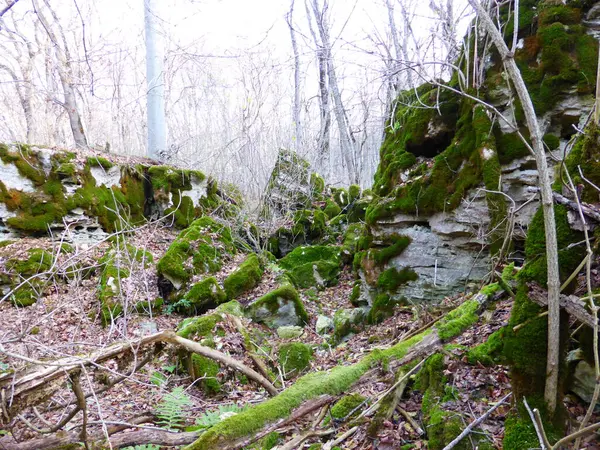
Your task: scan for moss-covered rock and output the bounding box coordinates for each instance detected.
[278,245,342,289]
[223,254,263,299]
[176,314,224,394]
[333,307,368,341]
[177,277,227,315]
[278,342,313,378]
[247,284,308,328]
[157,217,235,297]
[261,149,312,218]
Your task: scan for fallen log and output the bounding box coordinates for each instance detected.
[182,292,493,450]
[527,282,598,329]
[0,330,277,424]
[1,415,201,450]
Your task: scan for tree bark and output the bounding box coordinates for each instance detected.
[467,0,562,415]
[32,0,88,149]
[287,0,303,154]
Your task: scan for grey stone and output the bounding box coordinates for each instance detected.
[315,315,334,335]
[90,165,121,188]
[277,325,304,339]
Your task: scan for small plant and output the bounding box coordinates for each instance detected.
[166,297,191,315]
[194,404,246,430]
[155,387,192,431]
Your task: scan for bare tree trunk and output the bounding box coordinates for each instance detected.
[310,0,358,184]
[467,0,561,415]
[305,0,330,171]
[144,0,167,160]
[287,0,302,153]
[32,0,88,149]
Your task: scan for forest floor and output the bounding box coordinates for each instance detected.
[0,223,599,449]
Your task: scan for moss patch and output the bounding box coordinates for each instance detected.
[223,254,263,299]
[278,245,342,289]
[278,343,313,378]
[247,284,309,328]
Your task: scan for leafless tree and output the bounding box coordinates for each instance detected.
[32,0,88,148]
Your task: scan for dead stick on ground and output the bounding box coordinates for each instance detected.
[278,428,335,450]
[443,392,512,450]
[160,331,278,396]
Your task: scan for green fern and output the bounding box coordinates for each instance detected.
[193,404,246,430]
[155,387,192,431]
[122,446,160,450]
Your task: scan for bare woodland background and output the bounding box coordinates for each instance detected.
[0,0,468,204]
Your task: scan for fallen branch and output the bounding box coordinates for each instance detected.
[442,392,511,450]
[0,330,277,423]
[553,192,600,223]
[527,283,598,330]
[0,414,201,450]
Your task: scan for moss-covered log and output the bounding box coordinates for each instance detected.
[183,291,494,450]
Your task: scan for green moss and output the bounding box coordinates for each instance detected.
[184,331,426,449]
[331,188,350,207]
[247,284,309,327]
[323,199,341,219]
[543,133,560,150]
[376,267,418,292]
[86,156,114,170]
[435,299,479,340]
[333,307,367,340]
[215,300,244,317]
[291,209,328,242]
[223,254,263,299]
[6,248,53,277]
[11,287,37,307]
[369,235,411,266]
[330,393,365,420]
[177,277,227,315]
[157,217,235,288]
[367,293,407,324]
[348,184,361,202]
[190,354,221,394]
[278,245,341,289]
[177,314,222,340]
[466,328,506,366]
[340,223,363,264]
[519,204,584,287]
[278,343,313,378]
[349,282,362,307]
[310,173,325,196]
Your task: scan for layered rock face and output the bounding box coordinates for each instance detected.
[359,0,599,304]
[0,144,236,244]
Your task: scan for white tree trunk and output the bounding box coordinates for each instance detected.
[33,0,88,149]
[310,0,358,184]
[468,0,561,415]
[144,0,167,160]
[287,0,302,154]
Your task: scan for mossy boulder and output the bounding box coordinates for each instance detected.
[223,253,263,299]
[333,307,368,341]
[322,199,342,219]
[340,223,364,265]
[176,277,227,316]
[177,314,223,394]
[157,217,236,297]
[246,284,308,328]
[276,325,304,339]
[278,245,342,289]
[278,342,313,378]
[261,149,312,218]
